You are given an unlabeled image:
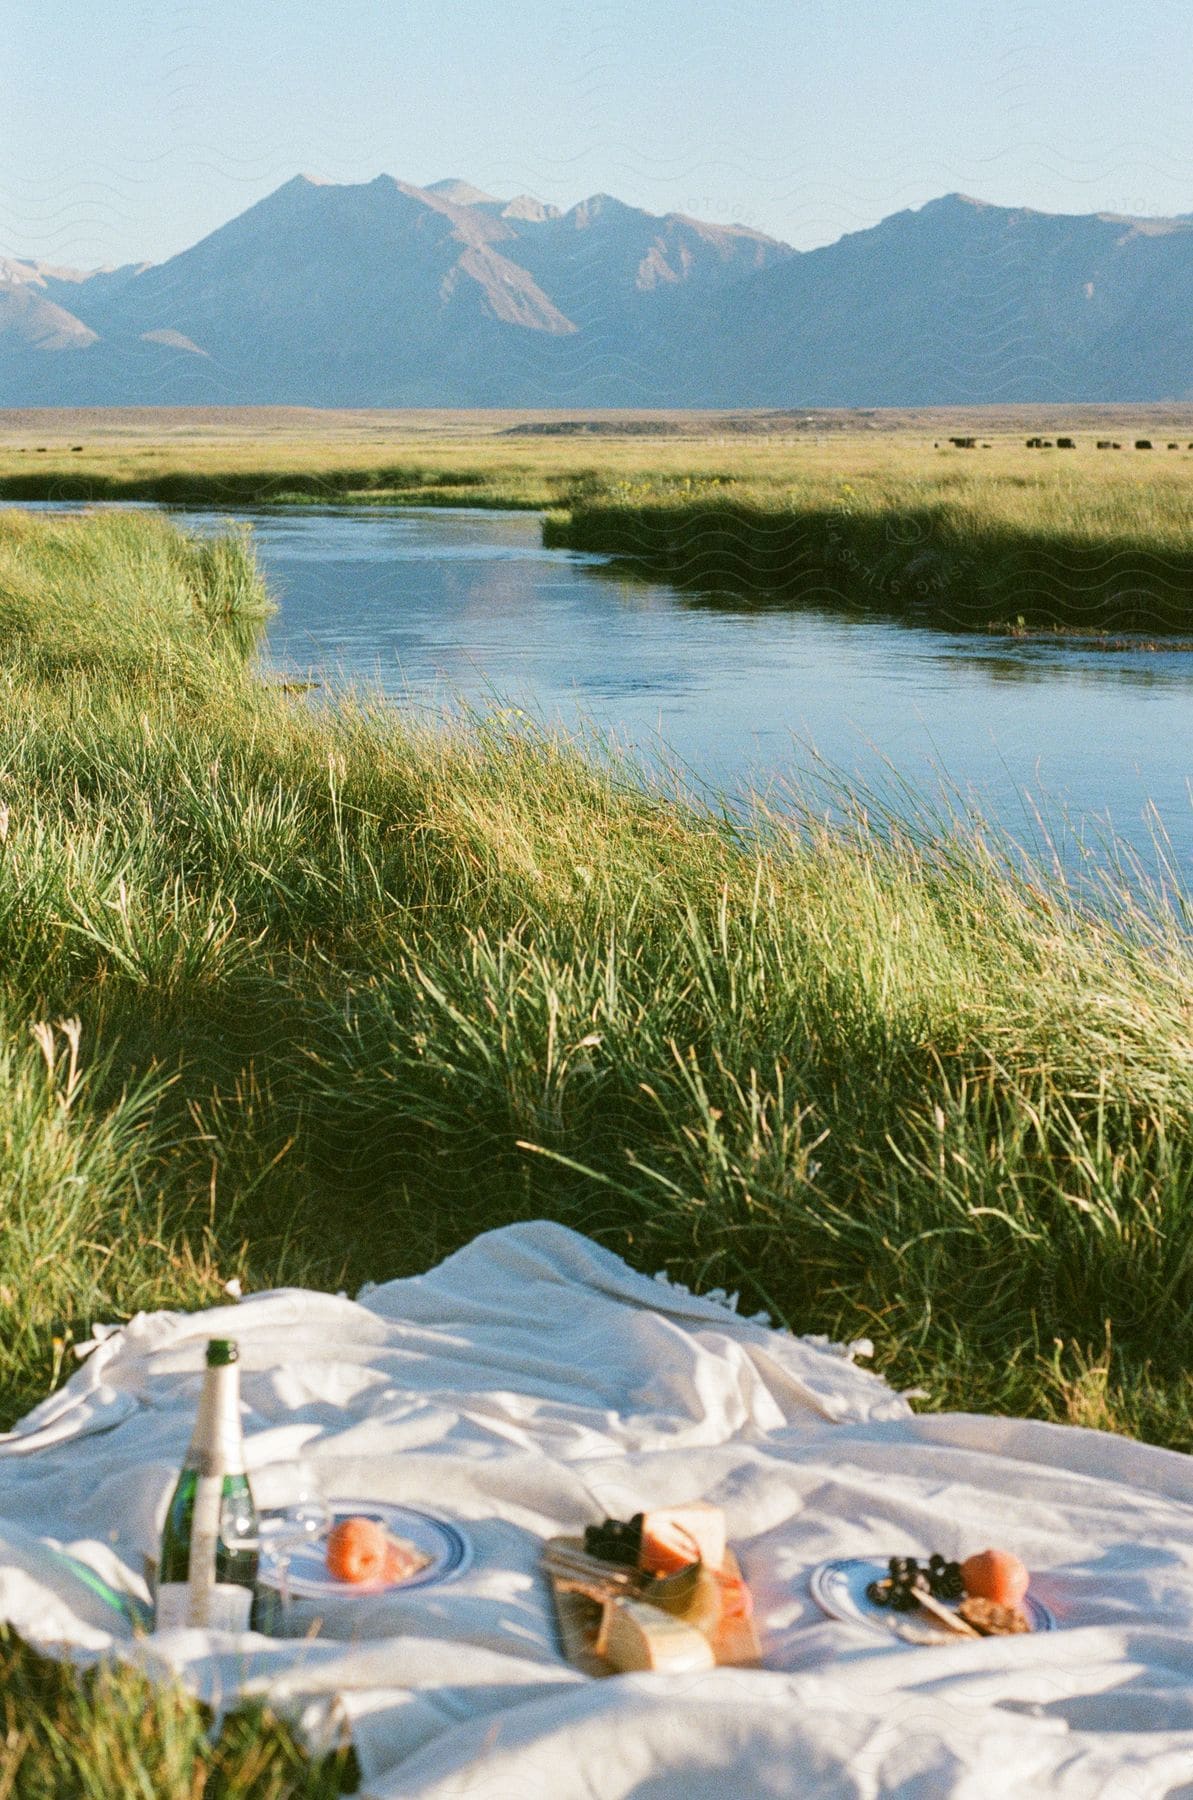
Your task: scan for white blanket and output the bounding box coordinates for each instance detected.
[2,1221,1192,1797]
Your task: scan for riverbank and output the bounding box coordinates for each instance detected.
[545,475,1193,632]
[1,505,1191,1788]
[4,414,1193,633]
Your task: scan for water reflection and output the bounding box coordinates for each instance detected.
[7,502,1191,871]
[585,555,1193,691]
[231,507,1193,872]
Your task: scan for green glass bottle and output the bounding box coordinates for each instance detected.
[155,1338,259,1632]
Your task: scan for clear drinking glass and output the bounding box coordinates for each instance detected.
[254,1458,330,1629]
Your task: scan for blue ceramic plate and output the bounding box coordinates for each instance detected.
[258,1500,471,1600]
[809,1557,1053,1643]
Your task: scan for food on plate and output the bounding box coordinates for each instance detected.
[958,1595,1031,1636]
[325,1516,431,1586]
[326,1517,389,1583]
[716,1565,754,1622]
[646,1560,723,1636]
[384,1535,432,1583]
[960,1548,1030,1608]
[911,1588,982,1638]
[542,1540,649,1603]
[583,1502,727,1580]
[584,1515,643,1567]
[601,1598,717,1674]
[638,1503,727,1576]
[547,1503,760,1673]
[861,1548,1035,1639]
[866,1554,964,1612]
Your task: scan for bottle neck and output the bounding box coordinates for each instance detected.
[184,1362,245,1478]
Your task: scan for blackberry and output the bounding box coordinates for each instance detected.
[872,1551,966,1615]
[935,1563,965,1601]
[584,1515,642,1566]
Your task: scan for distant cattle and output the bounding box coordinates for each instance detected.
[1026,437,1043,448]
[1136,440,1153,450]
[949,436,977,448]
[1096,440,1112,449]
[1112,442,1122,449]
[1057,437,1076,449]
[1169,442,1180,449]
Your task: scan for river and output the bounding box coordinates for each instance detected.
[246,505,1192,875]
[12,501,1193,873]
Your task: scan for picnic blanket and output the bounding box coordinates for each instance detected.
[2,1220,1193,1797]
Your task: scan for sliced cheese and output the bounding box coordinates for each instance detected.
[603,1599,716,1674]
[639,1502,727,1576]
[650,1563,724,1637]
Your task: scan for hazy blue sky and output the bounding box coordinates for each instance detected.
[2,0,1190,267]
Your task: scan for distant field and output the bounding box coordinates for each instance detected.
[7,401,1193,439]
[3,406,1193,631]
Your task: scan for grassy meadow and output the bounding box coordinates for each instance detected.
[0,470,1190,1786]
[5,406,1193,631]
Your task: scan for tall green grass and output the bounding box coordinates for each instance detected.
[0,1627,354,1798]
[0,506,1190,1791]
[547,474,1193,631]
[0,461,552,512]
[0,506,1189,1429]
[0,507,270,680]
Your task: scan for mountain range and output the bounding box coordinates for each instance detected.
[3,176,1192,407]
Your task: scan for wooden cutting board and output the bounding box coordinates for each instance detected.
[544,1535,762,1675]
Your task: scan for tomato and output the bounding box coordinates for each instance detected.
[960,1548,1029,1607]
[326,1516,388,1583]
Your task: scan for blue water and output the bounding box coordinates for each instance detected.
[11,502,1193,873]
[246,506,1192,875]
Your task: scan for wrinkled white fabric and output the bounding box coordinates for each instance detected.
[0,1220,1190,1798]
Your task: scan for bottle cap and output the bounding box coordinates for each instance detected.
[205,1338,239,1366]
